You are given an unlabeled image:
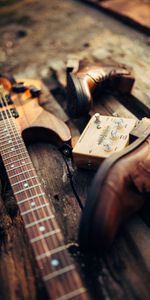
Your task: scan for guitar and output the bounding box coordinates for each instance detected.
[0,77,90,300]
[73,113,136,169]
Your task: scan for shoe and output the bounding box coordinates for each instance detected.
[67,62,134,118]
[78,119,150,253]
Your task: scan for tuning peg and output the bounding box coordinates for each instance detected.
[29,86,41,98]
[12,82,28,93]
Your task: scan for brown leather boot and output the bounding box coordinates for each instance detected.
[67,62,134,117]
[79,119,150,253]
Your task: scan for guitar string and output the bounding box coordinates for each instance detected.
[0,94,88,297]
[0,94,58,254]
[0,92,83,295]
[0,94,86,296]
[0,93,80,296]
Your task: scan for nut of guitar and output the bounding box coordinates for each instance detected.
[72,113,136,169]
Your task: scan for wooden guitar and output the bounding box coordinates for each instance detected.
[73,113,136,169]
[0,78,89,300]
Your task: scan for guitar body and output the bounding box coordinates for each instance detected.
[0,78,71,145]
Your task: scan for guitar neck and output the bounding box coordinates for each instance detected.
[0,117,89,300]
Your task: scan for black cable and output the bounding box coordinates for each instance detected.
[59,146,84,210]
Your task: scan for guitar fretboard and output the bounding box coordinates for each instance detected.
[0,117,89,300]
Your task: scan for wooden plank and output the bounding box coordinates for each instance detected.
[0,0,150,299]
[82,0,150,33]
[100,0,150,32]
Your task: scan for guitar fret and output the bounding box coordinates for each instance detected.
[1,147,26,155]
[0,134,20,140]
[36,245,67,261]
[0,91,89,300]
[30,229,60,243]
[0,130,21,137]
[56,288,87,300]
[0,122,20,130]
[0,136,22,142]
[0,123,20,132]
[0,135,11,141]
[1,141,23,148]
[14,183,41,195]
[7,162,32,171]
[1,144,24,151]
[11,176,38,186]
[21,203,49,216]
[17,192,45,204]
[9,168,35,178]
[5,157,29,166]
[1,148,27,155]
[0,126,20,136]
[25,215,55,229]
[3,151,27,160]
[43,265,75,281]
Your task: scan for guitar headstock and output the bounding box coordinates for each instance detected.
[0,76,71,145]
[73,113,136,169]
[0,78,42,121]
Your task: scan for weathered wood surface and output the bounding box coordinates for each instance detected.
[81,0,150,33]
[0,0,150,300]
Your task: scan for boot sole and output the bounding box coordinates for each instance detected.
[67,73,91,117]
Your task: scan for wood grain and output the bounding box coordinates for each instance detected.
[0,0,150,299]
[81,0,150,33]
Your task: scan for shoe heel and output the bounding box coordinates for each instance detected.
[67,73,91,117]
[117,74,135,94]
